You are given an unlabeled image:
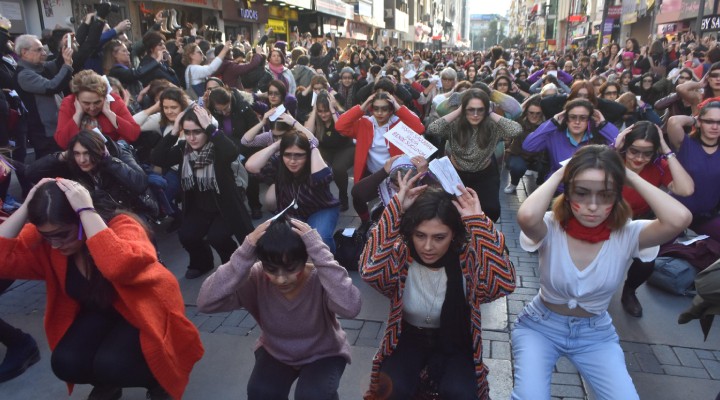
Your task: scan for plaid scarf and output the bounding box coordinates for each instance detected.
[181,141,219,193]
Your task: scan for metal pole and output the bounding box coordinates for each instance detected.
[598,0,610,50]
[697,0,707,37]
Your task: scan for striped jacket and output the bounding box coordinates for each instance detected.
[360,195,516,399]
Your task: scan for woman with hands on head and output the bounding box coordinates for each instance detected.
[335,91,425,221]
[512,145,691,399]
[151,104,253,279]
[305,90,354,211]
[612,121,694,317]
[360,172,516,399]
[197,216,361,400]
[182,41,232,98]
[426,89,523,221]
[55,70,141,150]
[0,178,203,400]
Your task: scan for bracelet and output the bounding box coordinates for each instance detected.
[75,207,97,215]
[291,120,297,128]
[692,116,697,126]
[662,151,677,160]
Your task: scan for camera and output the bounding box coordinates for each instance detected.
[95,1,119,19]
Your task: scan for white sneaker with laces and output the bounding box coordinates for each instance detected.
[504,183,517,194]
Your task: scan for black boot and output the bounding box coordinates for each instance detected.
[87,386,122,400]
[0,332,40,383]
[147,383,172,400]
[621,284,643,317]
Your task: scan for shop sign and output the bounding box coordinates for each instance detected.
[607,5,622,18]
[621,0,637,25]
[316,0,353,19]
[267,18,288,34]
[151,0,222,11]
[238,7,259,21]
[281,0,312,9]
[268,6,299,20]
[701,15,720,32]
[568,15,586,23]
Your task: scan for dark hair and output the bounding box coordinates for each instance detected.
[268,79,288,101]
[704,62,720,99]
[256,216,308,269]
[314,90,337,140]
[27,182,117,308]
[520,95,544,129]
[297,55,309,66]
[208,87,232,111]
[143,31,166,56]
[618,121,661,161]
[599,81,622,97]
[159,87,189,127]
[373,78,396,95]
[278,131,312,185]
[66,130,106,174]
[310,42,323,57]
[399,188,467,250]
[147,79,173,102]
[458,89,492,148]
[179,108,203,130]
[552,145,632,230]
[694,100,720,140]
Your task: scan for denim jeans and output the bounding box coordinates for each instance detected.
[306,206,340,253]
[506,155,529,186]
[511,296,639,400]
[164,169,181,214]
[247,347,345,400]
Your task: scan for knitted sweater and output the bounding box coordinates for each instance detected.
[335,105,425,183]
[0,215,204,399]
[360,195,516,399]
[197,229,362,366]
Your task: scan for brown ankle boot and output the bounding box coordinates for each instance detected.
[621,285,643,317]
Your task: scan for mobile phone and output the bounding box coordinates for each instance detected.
[66,33,72,49]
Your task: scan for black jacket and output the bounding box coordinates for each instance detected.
[137,55,180,87]
[151,126,253,240]
[208,89,260,158]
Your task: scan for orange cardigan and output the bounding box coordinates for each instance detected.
[335,105,425,183]
[0,215,203,399]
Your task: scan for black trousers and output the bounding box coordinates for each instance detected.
[457,160,501,222]
[0,280,24,347]
[51,310,156,388]
[178,208,238,270]
[625,258,656,290]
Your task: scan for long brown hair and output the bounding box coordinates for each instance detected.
[457,89,493,149]
[552,145,632,230]
[568,80,598,106]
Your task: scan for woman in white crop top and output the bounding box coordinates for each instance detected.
[511,145,692,400]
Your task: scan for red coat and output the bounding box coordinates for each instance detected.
[55,92,141,149]
[335,105,425,183]
[0,215,204,399]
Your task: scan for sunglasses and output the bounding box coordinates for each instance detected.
[373,105,391,112]
[283,152,307,161]
[465,107,485,116]
[710,73,720,79]
[567,114,590,122]
[699,118,720,127]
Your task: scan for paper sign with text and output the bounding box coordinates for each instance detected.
[383,122,437,159]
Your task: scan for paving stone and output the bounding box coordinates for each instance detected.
[222,310,249,327]
[508,300,525,315]
[482,330,510,341]
[550,383,585,398]
[238,314,257,328]
[345,329,360,346]
[620,341,653,354]
[551,372,582,385]
[624,352,642,372]
[635,352,664,374]
[520,280,540,289]
[189,314,210,327]
[652,344,681,366]
[354,337,381,348]
[359,321,382,339]
[662,365,710,379]
[214,326,248,336]
[198,316,225,333]
[701,359,720,380]
[482,339,490,359]
[714,351,720,360]
[555,357,578,373]
[674,347,704,368]
[507,293,536,302]
[491,341,511,360]
[512,287,539,295]
[339,318,365,330]
[696,349,716,361]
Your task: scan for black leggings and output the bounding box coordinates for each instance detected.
[51,310,156,388]
[457,160,501,222]
[625,258,656,290]
[0,280,25,347]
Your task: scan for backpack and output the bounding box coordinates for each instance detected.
[647,257,697,296]
[333,220,372,271]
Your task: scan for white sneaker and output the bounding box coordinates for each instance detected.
[504,183,517,194]
[525,170,538,177]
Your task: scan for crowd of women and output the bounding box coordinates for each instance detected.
[0,15,716,399]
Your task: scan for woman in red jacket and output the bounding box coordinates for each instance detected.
[55,70,141,149]
[0,178,203,399]
[335,91,425,221]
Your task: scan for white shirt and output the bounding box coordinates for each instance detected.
[366,115,399,173]
[520,212,658,315]
[403,261,447,328]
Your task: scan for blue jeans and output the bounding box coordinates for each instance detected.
[164,169,181,214]
[511,296,639,400]
[305,206,340,253]
[506,155,529,186]
[247,347,345,400]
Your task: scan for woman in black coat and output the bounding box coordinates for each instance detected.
[151,105,253,279]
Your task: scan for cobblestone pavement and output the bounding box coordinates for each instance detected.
[2,173,720,399]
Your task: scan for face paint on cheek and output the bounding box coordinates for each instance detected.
[570,201,581,212]
[601,204,614,217]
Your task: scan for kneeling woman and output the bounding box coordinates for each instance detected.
[0,179,203,399]
[246,131,341,252]
[152,105,254,279]
[512,145,692,399]
[360,178,516,399]
[197,217,361,400]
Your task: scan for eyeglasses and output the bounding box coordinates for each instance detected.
[699,118,720,127]
[441,77,454,81]
[184,128,205,136]
[496,82,509,87]
[268,91,282,97]
[38,227,78,246]
[567,114,590,122]
[465,107,485,116]
[527,111,543,117]
[626,147,655,159]
[567,187,617,205]
[372,105,391,112]
[604,90,619,96]
[710,73,720,79]
[282,151,307,161]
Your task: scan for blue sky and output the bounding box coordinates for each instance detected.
[469,0,511,17]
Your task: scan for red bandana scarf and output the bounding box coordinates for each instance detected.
[564,216,611,243]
